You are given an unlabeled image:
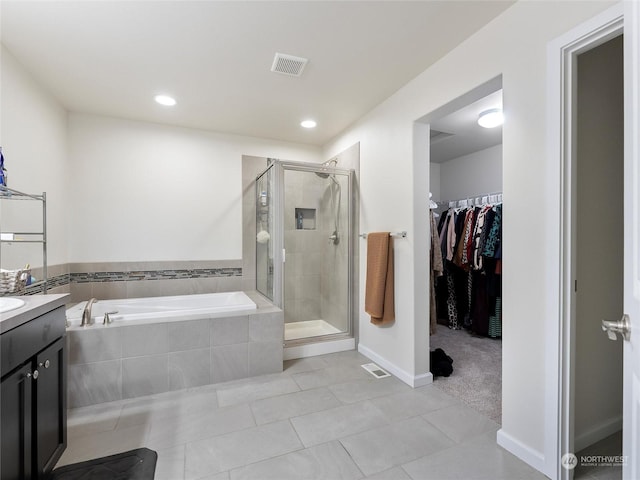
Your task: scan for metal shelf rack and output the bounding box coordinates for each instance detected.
[0,185,47,294]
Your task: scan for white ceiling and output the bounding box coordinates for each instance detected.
[430,89,503,163]
[0,1,514,146]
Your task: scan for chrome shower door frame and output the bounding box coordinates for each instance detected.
[273,160,355,344]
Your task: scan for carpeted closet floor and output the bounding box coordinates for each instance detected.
[430,324,502,425]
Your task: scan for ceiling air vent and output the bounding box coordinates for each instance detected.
[271,53,308,77]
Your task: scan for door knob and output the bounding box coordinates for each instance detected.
[602,314,631,341]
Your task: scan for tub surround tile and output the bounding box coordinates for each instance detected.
[67,328,122,365]
[68,360,123,408]
[168,319,210,351]
[169,348,211,390]
[212,344,249,384]
[211,316,249,346]
[122,323,168,357]
[248,311,283,342]
[248,341,283,377]
[67,305,283,407]
[122,354,169,398]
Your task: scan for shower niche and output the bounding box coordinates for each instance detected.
[294,208,316,230]
[255,159,354,347]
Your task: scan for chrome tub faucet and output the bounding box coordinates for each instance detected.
[81,298,97,326]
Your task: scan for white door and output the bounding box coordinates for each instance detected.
[621,1,640,478]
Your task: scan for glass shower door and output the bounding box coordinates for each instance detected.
[281,163,353,342]
[255,164,275,301]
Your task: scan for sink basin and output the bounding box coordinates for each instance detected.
[0,297,26,314]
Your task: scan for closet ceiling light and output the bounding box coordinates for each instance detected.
[154,94,176,106]
[301,119,317,129]
[477,108,503,128]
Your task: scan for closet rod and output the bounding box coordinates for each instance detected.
[359,231,407,239]
[438,192,503,208]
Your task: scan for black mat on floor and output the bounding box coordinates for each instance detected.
[51,448,157,480]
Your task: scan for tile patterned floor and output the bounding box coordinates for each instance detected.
[58,351,547,480]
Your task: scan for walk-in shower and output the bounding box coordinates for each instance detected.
[255,159,354,346]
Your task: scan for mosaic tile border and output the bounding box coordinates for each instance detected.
[24,273,70,295]
[19,267,242,295]
[70,268,242,283]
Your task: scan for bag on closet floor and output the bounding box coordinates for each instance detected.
[430,348,454,377]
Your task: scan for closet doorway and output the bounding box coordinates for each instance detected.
[423,79,504,424]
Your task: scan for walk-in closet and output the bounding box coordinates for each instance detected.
[429,88,503,424]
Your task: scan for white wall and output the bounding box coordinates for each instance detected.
[0,46,69,268]
[68,114,321,263]
[322,0,616,472]
[429,163,440,202]
[439,144,502,202]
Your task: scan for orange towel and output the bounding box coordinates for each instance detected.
[364,232,395,325]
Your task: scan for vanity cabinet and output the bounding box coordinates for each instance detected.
[1,304,67,480]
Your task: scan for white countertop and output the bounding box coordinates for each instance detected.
[0,294,70,334]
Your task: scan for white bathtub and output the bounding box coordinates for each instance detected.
[66,291,256,327]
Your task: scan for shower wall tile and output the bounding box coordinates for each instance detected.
[122,323,168,357]
[298,298,321,322]
[169,348,211,390]
[122,354,169,398]
[301,275,321,301]
[211,315,249,346]
[68,360,122,408]
[67,328,122,365]
[168,319,210,352]
[211,343,249,383]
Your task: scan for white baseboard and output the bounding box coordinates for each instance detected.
[497,429,547,475]
[283,337,356,360]
[358,343,433,388]
[574,415,622,453]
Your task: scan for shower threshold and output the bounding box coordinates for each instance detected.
[284,319,342,341]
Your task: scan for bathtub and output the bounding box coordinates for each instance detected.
[65,291,283,407]
[66,291,256,327]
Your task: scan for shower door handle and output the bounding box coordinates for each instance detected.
[602,314,631,341]
[282,248,286,263]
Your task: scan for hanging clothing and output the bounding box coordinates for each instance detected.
[429,210,444,335]
[433,201,503,337]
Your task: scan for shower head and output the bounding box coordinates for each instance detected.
[315,171,330,179]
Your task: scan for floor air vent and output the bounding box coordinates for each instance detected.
[361,363,391,379]
[271,53,308,77]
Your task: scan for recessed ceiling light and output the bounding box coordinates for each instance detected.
[477,108,503,128]
[301,120,317,129]
[154,94,176,107]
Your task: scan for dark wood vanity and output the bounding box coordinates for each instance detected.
[1,294,69,480]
